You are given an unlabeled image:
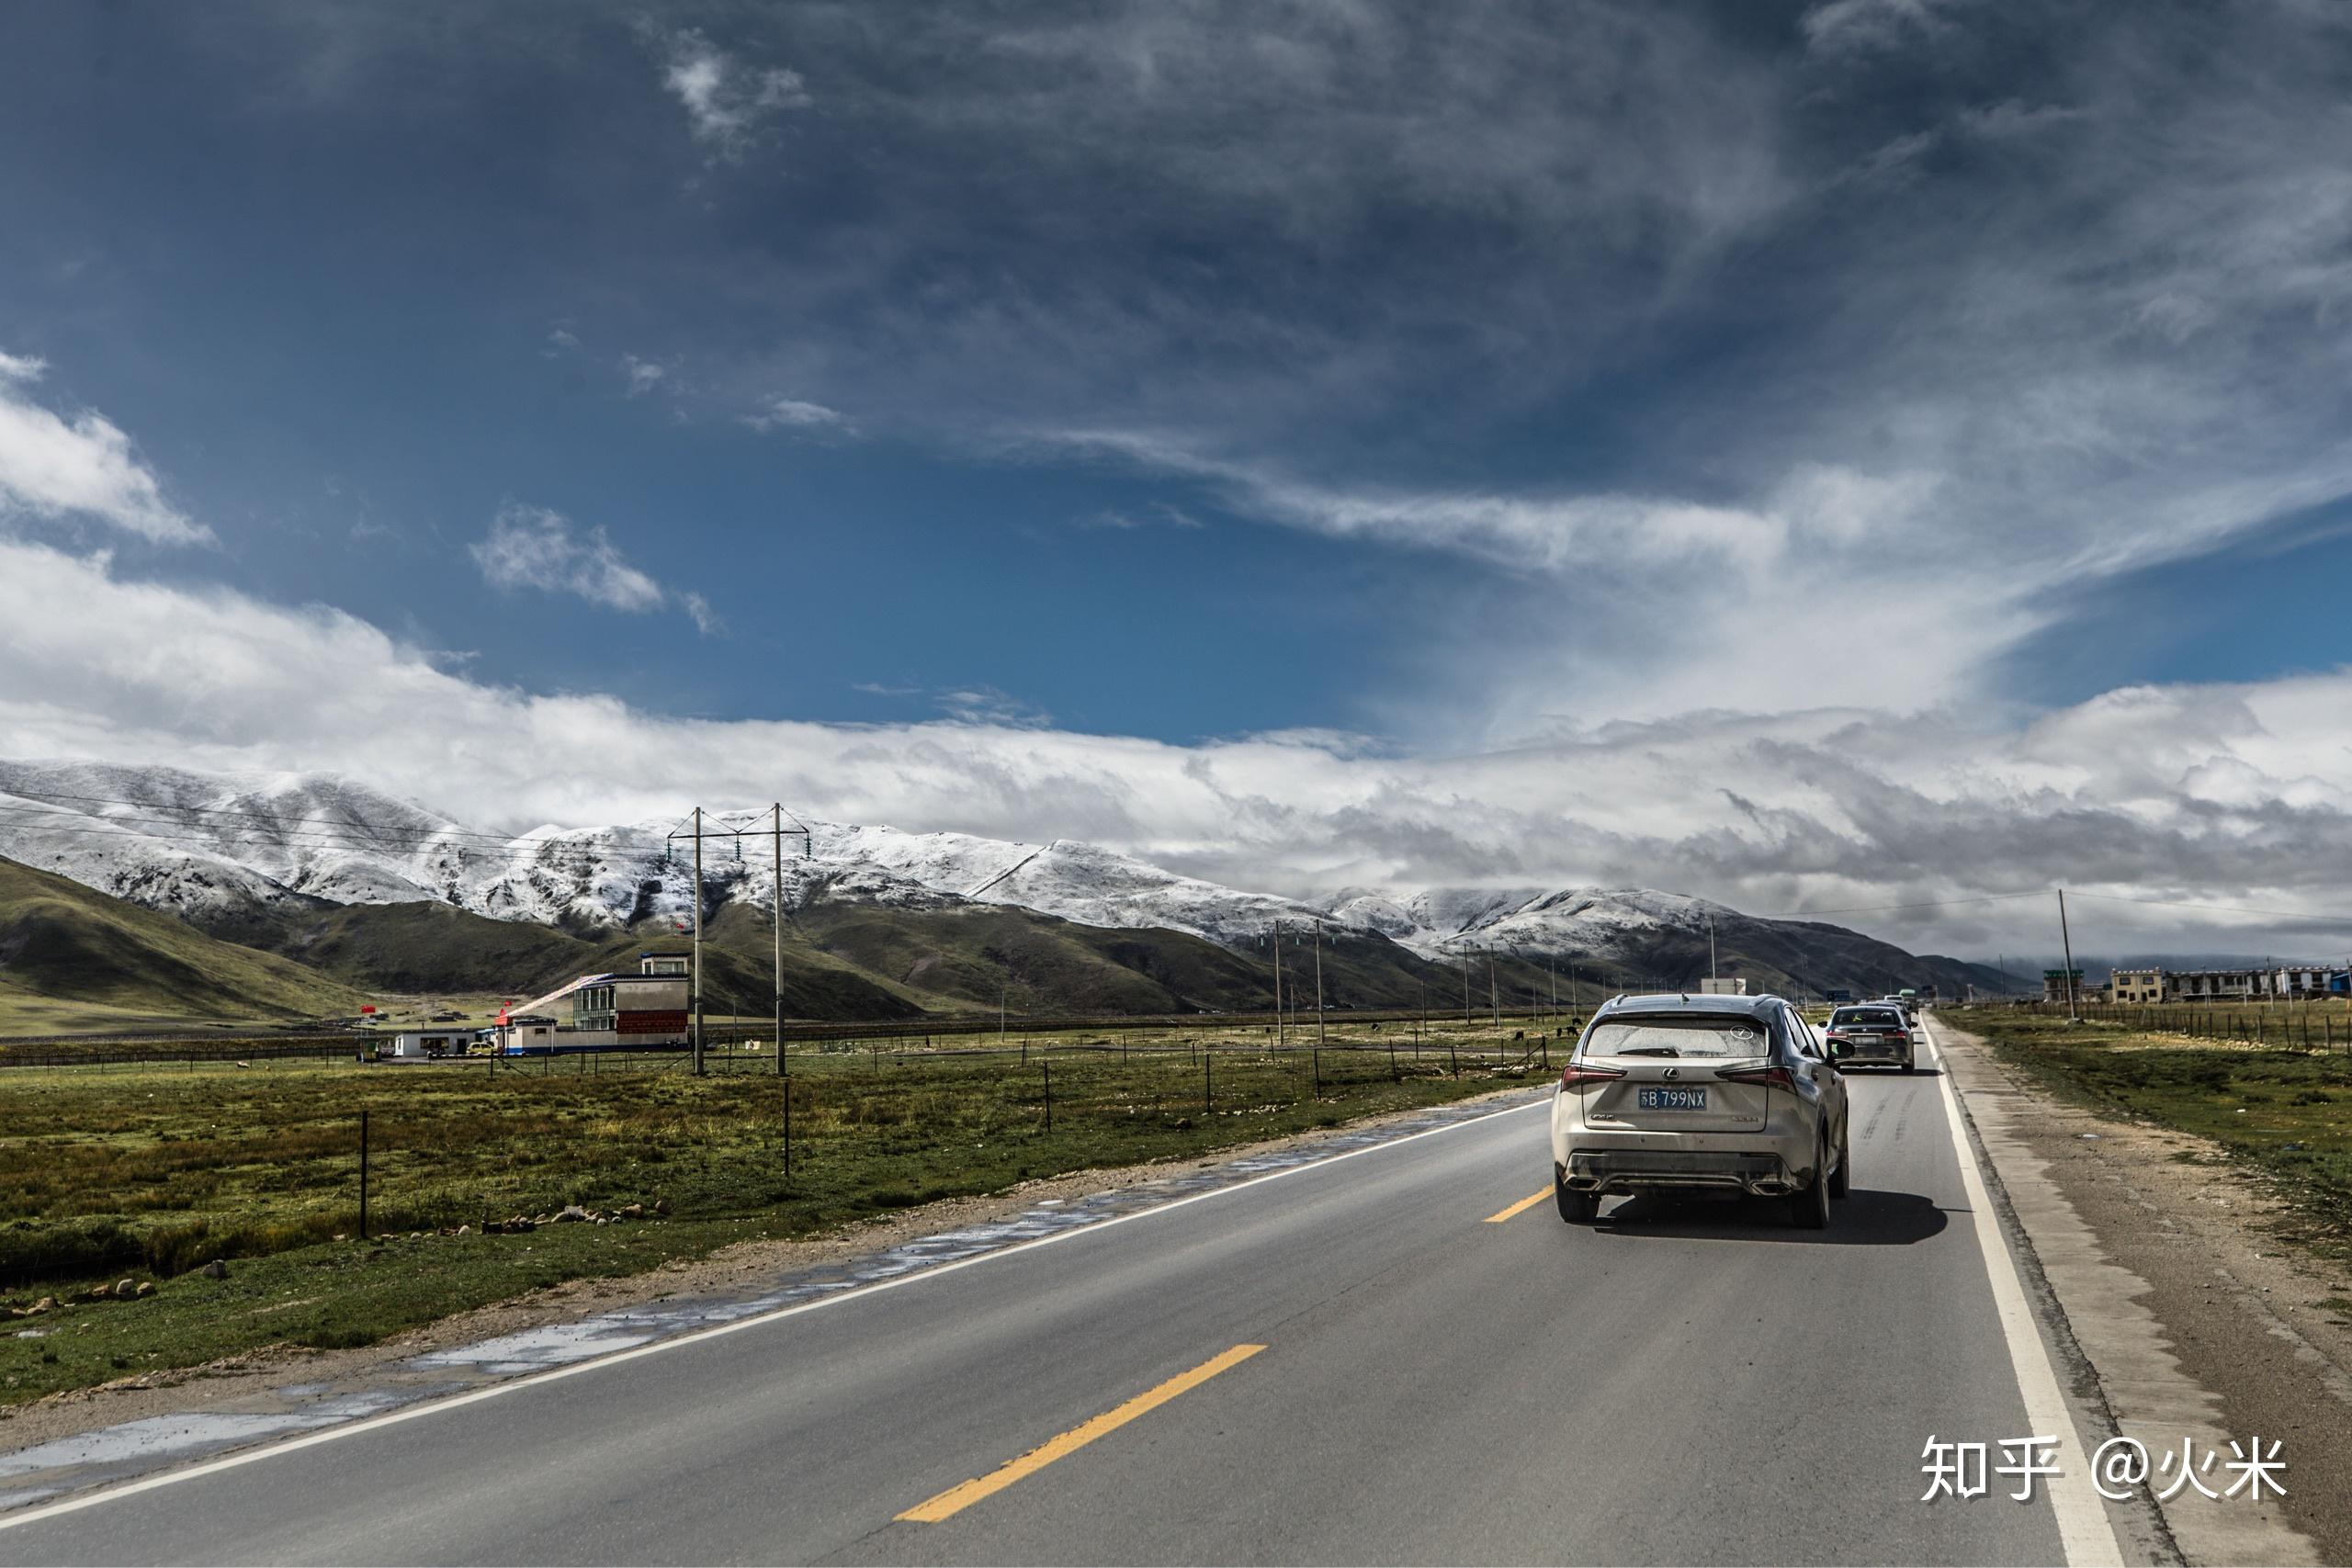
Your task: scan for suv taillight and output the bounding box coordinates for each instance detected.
[1717,1065,1796,1091]
[1558,1063,1625,1090]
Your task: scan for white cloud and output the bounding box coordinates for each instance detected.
[661,29,809,159]
[741,395,851,434]
[470,503,695,624]
[621,354,668,397]
[935,685,1053,728]
[0,350,209,546]
[9,532,2352,961]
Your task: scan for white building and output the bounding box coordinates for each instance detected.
[383,1029,469,1059]
[496,952,695,1052]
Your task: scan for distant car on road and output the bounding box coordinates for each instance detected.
[1825,1004,1916,1072]
[1551,992,1849,1229]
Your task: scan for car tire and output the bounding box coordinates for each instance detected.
[1828,1122,1849,1200]
[1900,1055,1917,1074]
[1788,1141,1831,1230]
[1555,1162,1598,1224]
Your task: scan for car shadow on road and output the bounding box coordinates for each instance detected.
[1590,1187,1950,1246]
[1840,1066,1944,1077]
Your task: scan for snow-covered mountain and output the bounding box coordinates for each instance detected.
[0,760,1337,945]
[1325,885,1750,964]
[0,760,1992,997]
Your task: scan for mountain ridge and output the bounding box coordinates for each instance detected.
[0,758,2020,1005]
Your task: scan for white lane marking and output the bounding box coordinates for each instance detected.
[0,1096,1548,1533]
[1921,1021,2122,1568]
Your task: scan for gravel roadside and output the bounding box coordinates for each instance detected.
[1936,1018,2352,1565]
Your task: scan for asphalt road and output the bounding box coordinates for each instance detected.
[0,1034,2115,1565]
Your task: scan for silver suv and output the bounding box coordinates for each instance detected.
[1550,993,1849,1228]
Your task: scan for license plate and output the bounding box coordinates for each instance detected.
[1637,1087,1709,1111]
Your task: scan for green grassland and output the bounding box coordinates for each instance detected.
[1951,1006,2352,1265]
[0,1018,1559,1404]
[0,859,364,1028]
[0,979,319,1041]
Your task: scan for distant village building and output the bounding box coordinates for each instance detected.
[2043,969,2084,1004]
[2105,964,2347,1003]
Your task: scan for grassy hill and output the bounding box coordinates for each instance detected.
[209,897,601,997]
[11,849,2018,1036]
[0,856,364,1026]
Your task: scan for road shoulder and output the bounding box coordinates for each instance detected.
[1934,1018,2341,1565]
[0,1082,1546,1512]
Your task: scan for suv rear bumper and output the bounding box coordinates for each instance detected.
[1560,1146,1801,1197]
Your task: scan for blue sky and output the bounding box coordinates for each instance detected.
[6,1,2352,960]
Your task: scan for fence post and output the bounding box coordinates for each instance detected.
[357,1110,370,1241]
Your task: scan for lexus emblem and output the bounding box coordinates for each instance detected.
[1663,1066,1680,1080]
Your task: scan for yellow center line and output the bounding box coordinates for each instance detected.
[896,1342,1268,1523]
[1484,1188,1552,1224]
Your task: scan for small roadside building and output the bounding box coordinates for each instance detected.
[383,1029,469,1060]
[485,1013,560,1054]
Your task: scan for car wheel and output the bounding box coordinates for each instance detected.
[1555,1162,1598,1224]
[1828,1122,1849,1200]
[1788,1141,1831,1230]
[1900,1055,1917,1074]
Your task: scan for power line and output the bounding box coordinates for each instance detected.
[1763,889,2052,918]
[0,810,659,868]
[0,787,538,845]
[0,792,820,872]
[0,786,817,851]
[2064,890,2352,927]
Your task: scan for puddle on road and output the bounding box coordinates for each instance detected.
[0,1088,1544,1506]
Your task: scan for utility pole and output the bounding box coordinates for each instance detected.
[1272,921,1286,1052]
[772,803,786,1078]
[1314,924,1326,1046]
[2058,888,2080,1020]
[1487,950,1500,1034]
[1708,917,1718,983]
[667,805,812,1079]
[1462,951,1472,1025]
[691,807,705,1076]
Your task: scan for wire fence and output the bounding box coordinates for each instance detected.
[1951,998,2352,1054]
[0,1022,1581,1289]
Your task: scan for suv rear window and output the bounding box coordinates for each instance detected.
[1582,1015,1771,1060]
[1832,1008,1903,1028]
